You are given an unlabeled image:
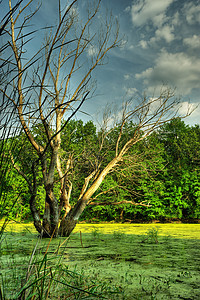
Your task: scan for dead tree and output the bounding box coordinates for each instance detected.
[1,0,192,237]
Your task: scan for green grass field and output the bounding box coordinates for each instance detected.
[0,222,200,299]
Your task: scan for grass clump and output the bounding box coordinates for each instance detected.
[141,227,160,244]
[0,232,122,299]
[14,258,120,299]
[91,227,101,240]
[113,231,126,240]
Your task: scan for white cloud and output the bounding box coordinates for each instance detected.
[128,44,135,50]
[154,25,174,43]
[178,101,197,117]
[87,45,98,57]
[124,6,131,13]
[124,74,131,80]
[124,87,138,97]
[139,40,148,49]
[130,0,178,49]
[147,97,165,115]
[130,0,174,27]
[135,50,200,95]
[120,39,127,49]
[184,2,200,25]
[171,11,180,26]
[139,25,175,48]
[183,35,200,49]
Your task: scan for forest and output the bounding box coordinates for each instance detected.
[1,117,200,223]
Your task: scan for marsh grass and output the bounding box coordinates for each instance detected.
[64,230,200,299]
[91,227,101,239]
[0,230,122,299]
[141,227,160,244]
[112,231,126,240]
[0,224,200,299]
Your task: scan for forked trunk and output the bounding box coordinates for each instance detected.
[31,156,122,237]
[59,156,121,237]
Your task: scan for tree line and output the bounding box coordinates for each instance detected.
[2,118,200,224]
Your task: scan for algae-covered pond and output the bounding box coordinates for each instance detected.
[0,222,200,299]
[2,221,200,238]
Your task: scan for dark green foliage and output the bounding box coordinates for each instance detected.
[2,118,200,222]
[81,119,200,222]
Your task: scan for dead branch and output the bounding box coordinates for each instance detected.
[89,200,151,207]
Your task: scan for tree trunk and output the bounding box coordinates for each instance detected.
[59,213,78,237]
[31,155,122,238]
[29,194,43,234]
[42,187,60,237]
[59,198,87,236]
[42,202,51,237]
[59,156,122,237]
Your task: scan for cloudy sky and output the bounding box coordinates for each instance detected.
[80,0,200,125]
[1,0,200,125]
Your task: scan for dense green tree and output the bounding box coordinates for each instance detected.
[82,120,200,222]
[3,118,200,223]
[157,119,200,219]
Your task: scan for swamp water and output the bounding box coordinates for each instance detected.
[0,222,200,299]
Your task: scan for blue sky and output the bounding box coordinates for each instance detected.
[79,0,200,125]
[1,0,200,126]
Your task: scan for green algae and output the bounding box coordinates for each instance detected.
[65,232,200,299]
[75,223,200,239]
[0,222,200,299]
[1,221,200,239]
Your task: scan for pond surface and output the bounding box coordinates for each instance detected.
[1,222,200,299]
[2,221,200,239]
[76,223,200,239]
